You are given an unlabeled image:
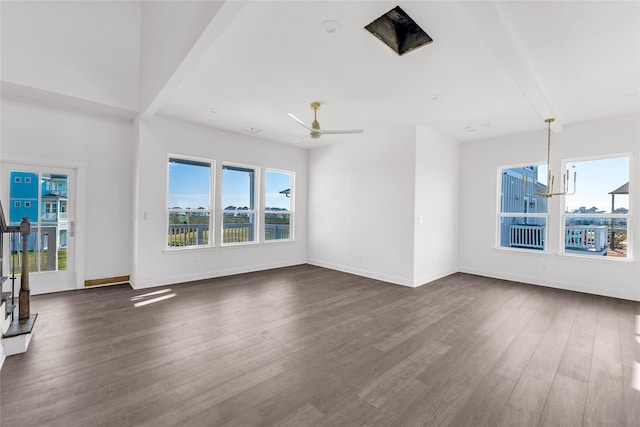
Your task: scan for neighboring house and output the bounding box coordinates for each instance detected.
[500,166,548,249]
[8,171,38,224]
[9,172,68,251]
[571,206,604,214]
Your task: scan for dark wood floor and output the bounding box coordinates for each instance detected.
[2,265,639,426]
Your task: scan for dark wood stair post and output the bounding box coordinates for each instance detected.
[18,216,31,320]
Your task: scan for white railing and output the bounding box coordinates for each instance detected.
[565,225,608,253]
[509,224,544,249]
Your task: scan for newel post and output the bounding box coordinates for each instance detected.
[19,216,31,320]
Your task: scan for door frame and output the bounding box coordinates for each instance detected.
[1,154,87,292]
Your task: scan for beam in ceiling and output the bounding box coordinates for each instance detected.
[138,1,247,121]
[464,1,563,133]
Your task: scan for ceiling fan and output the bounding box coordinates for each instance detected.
[288,102,364,139]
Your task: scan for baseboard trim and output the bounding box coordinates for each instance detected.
[130,260,307,290]
[307,259,415,287]
[412,269,459,287]
[458,266,640,302]
[84,275,130,287]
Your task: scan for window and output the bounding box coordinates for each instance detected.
[265,170,293,241]
[14,201,21,208]
[44,202,57,214]
[24,201,31,208]
[167,156,213,248]
[24,177,31,184]
[14,176,21,183]
[497,165,549,251]
[222,164,257,244]
[563,156,630,258]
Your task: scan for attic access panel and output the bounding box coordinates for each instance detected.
[365,6,433,56]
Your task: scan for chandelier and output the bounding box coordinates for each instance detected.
[525,118,576,198]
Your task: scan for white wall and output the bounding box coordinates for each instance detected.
[131,116,308,289]
[307,126,417,286]
[139,1,224,113]
[414,125,460,285]
[1,1,140,112]
[459,113,640,300]
[1,96,135,293]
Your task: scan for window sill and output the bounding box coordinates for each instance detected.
[163,240,298,253]
[492,247,634,262]
[220,241,260,248]
[493,247,552,256]
[263,239,296,245]
[557,252,633,263]
[163,245,216,254]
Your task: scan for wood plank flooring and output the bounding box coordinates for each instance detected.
[1,265,639,426]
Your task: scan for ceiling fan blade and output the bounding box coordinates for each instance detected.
[287,113,314,131]
[320,129,365,135]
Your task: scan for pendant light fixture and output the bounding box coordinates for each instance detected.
[525,118,576,198]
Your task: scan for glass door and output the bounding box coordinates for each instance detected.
[1,162,76,293]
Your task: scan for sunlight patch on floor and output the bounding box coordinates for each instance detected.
[131,289,176,307]
[133,293,177,307]
[131,288,172,301]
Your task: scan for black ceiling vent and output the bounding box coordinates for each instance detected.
[364,6,433,56]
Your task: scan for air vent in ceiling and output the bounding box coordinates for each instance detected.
[364,6,433,56]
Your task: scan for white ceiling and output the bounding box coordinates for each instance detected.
[158,1,640,148]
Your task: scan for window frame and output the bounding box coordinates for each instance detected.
[496,163,549,253]
[44,202,57,214]
[221,162,259,246]
[560,153,632,260]
[166,154,215,250]
[264,168,294,242]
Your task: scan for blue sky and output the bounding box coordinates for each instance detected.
[168,162,291,210]
[170,156,627,214]
[265,171,291,210]
[537,157,629,213]
[168,161,210,209]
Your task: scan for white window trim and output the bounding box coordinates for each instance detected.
[221,162,259,246]
[559,153,632,260]
[166,154,215,250]
[496,164,549,253]
[264,168,294,243]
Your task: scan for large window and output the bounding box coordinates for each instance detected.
[265,169,293,241]
[497,165,548,251]
[222,164,257,244]
[167,157,213,248]
[563,156,630,258]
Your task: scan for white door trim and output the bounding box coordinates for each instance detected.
[1,156,86,292]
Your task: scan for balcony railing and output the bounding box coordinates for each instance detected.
[168,224,210,246]
[223,223,254,243]
[265,224,290,240]
[40,212,67,222]
[565,225,608,255]
[509,224,609,255]
[509,224,544,250]
[168,223,291,246]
